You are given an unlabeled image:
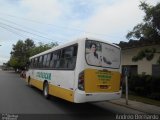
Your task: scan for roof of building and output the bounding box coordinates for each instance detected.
[117,38,160,49]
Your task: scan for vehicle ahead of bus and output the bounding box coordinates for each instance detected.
[26,38,122,103]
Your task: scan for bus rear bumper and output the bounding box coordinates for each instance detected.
[74,90,122,103]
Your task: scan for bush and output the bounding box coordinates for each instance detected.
[135,87,146,95]
[149,93,160,100]
[123,74,160,100]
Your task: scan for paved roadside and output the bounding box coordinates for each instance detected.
[109,98,160,114]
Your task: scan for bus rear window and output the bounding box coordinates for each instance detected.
[85,40,120,68]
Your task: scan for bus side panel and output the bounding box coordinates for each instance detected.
[30,78,43,90]
[49,70,75,102]
[49,84,74,102]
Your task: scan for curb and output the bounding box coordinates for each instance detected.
[108,101,154,114]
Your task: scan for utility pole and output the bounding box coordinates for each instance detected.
[124,67,129,105]
[125,73,128,105]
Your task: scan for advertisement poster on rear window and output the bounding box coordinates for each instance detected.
[85,40,120,68]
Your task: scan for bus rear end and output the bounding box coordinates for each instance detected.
[74,39,121,103]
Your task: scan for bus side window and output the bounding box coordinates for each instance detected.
[37,57,40,68]
[68,45,78,69]
[73,45,78,57]
[39,56,43,68]
[60,45,78,69]
[49,52,53,68]
[60,48,70,68]
[37,57,39,68]
[43,54,48,68]
[29,59,32,68]
[46,53,51,68]
[34,57,38,68]
[33,58,36,68]
[49,44,77,70]
[54,50,61,68]
[32,58,35,68]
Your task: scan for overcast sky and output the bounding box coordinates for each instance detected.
[0,0,159,65]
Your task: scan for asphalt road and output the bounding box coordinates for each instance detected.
[0,70,144,120]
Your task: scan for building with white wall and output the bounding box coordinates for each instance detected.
[118,39,160,77]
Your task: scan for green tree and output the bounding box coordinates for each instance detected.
[126,2,160,63]
[24,38,35,58]
[126,2,160,40]
[132,48,156,62]
[8,38,58,71]
[9,39,35,70]
[30,42,58,56]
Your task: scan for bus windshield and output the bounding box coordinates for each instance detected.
[85,40,120,68]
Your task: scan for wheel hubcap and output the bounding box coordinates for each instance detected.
[44,85,48,96]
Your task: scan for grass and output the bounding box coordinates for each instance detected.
[122,94,160,107]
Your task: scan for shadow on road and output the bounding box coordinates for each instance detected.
[28,85,113,115]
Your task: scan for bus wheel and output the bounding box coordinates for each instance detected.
[43,82,49,99]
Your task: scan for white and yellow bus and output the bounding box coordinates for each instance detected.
[26,38,122,103]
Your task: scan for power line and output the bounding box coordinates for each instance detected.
[0,17,69,41]
[0,25,42,43]
[0,24,63,44]
[0,17,45,36]
[0,25,27,39]
[0,13,94,33]
[0,12,121,38]
[0,21,61,42]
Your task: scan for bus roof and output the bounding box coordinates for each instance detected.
[30,37,120,59]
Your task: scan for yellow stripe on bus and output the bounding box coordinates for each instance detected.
[27,78,74,102]
[49,84,74,102]
[30,78,43,90]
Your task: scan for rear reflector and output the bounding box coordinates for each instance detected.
[99,85,110,89]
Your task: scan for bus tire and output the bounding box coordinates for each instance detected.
[43,82,49,99]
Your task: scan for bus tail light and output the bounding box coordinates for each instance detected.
[78,71,84,91]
